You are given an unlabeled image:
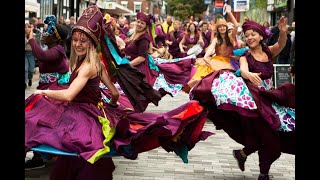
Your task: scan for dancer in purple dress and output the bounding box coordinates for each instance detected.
[185,5,240,93]
[27,15,70,90]
[25,6,120,179]
[25,5,214,179]
[120,12,196,107]
[25,15,70,170]
[165,20,185,58]
[190,16,295,180]
[179,22,205,58]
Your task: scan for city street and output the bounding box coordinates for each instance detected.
[25,68,295,180]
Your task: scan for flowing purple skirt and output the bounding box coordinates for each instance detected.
[25,94,112,161]
[26,94,213,163]
[190,70,296,155]
[110,100,214,161]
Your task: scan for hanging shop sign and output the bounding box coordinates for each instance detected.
[215,0,224,8]
[274,0,287,8]
[233,0,249,12]
[204,0,212,5]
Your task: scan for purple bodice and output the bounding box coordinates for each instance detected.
[184,34,199,49]
[166,30,184,56]
[244,46,274,80]
[123,34,150,61]
[69,62,101,105]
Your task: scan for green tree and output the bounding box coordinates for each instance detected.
[241,0,268,23]
[189,0,208,15]
[167,0,208,20]
[172,3,193,22]
[250,0,267,8]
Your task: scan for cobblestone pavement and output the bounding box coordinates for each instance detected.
[25,68,295,180]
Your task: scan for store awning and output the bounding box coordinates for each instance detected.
[96,1,134,15]
[25,0,40,12]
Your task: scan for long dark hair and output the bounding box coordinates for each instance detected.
[187,23,200,38]
[216,29,233,47]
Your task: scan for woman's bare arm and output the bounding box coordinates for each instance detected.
[34,63,93,101]
[204,38,217,58]
[269,16,288,58]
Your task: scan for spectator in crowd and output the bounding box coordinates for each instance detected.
[276,26,292,64]
[290,21,295,43]
[162,15,174,33]
[118,16,129,35]
[200,22,212,52]
[289,36,295,77]
[25,23,36,89]
[37,17,44,29]
[69,16,76,28]
[58,15,66,25]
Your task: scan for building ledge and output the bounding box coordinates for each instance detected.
[96,1,134,15]
[25,1,40,12]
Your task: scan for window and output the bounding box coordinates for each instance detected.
[121,1,128,8]
[134,3,141,13]
[135,4,141,13]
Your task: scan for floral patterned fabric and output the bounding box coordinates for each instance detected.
[153,74,183,97]
[39,72,70,84]
[272,102,295,132]
[211,71,257,110]
[211,71,295,131]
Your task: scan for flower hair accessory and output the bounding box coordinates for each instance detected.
[43,15,61,40]
[265,27,272,38]
[148,14,155,24]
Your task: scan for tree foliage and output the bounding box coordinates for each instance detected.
[250,0,267,8]
[189,0,209,14]
[167,0,208,20]
[173,3,193,21]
